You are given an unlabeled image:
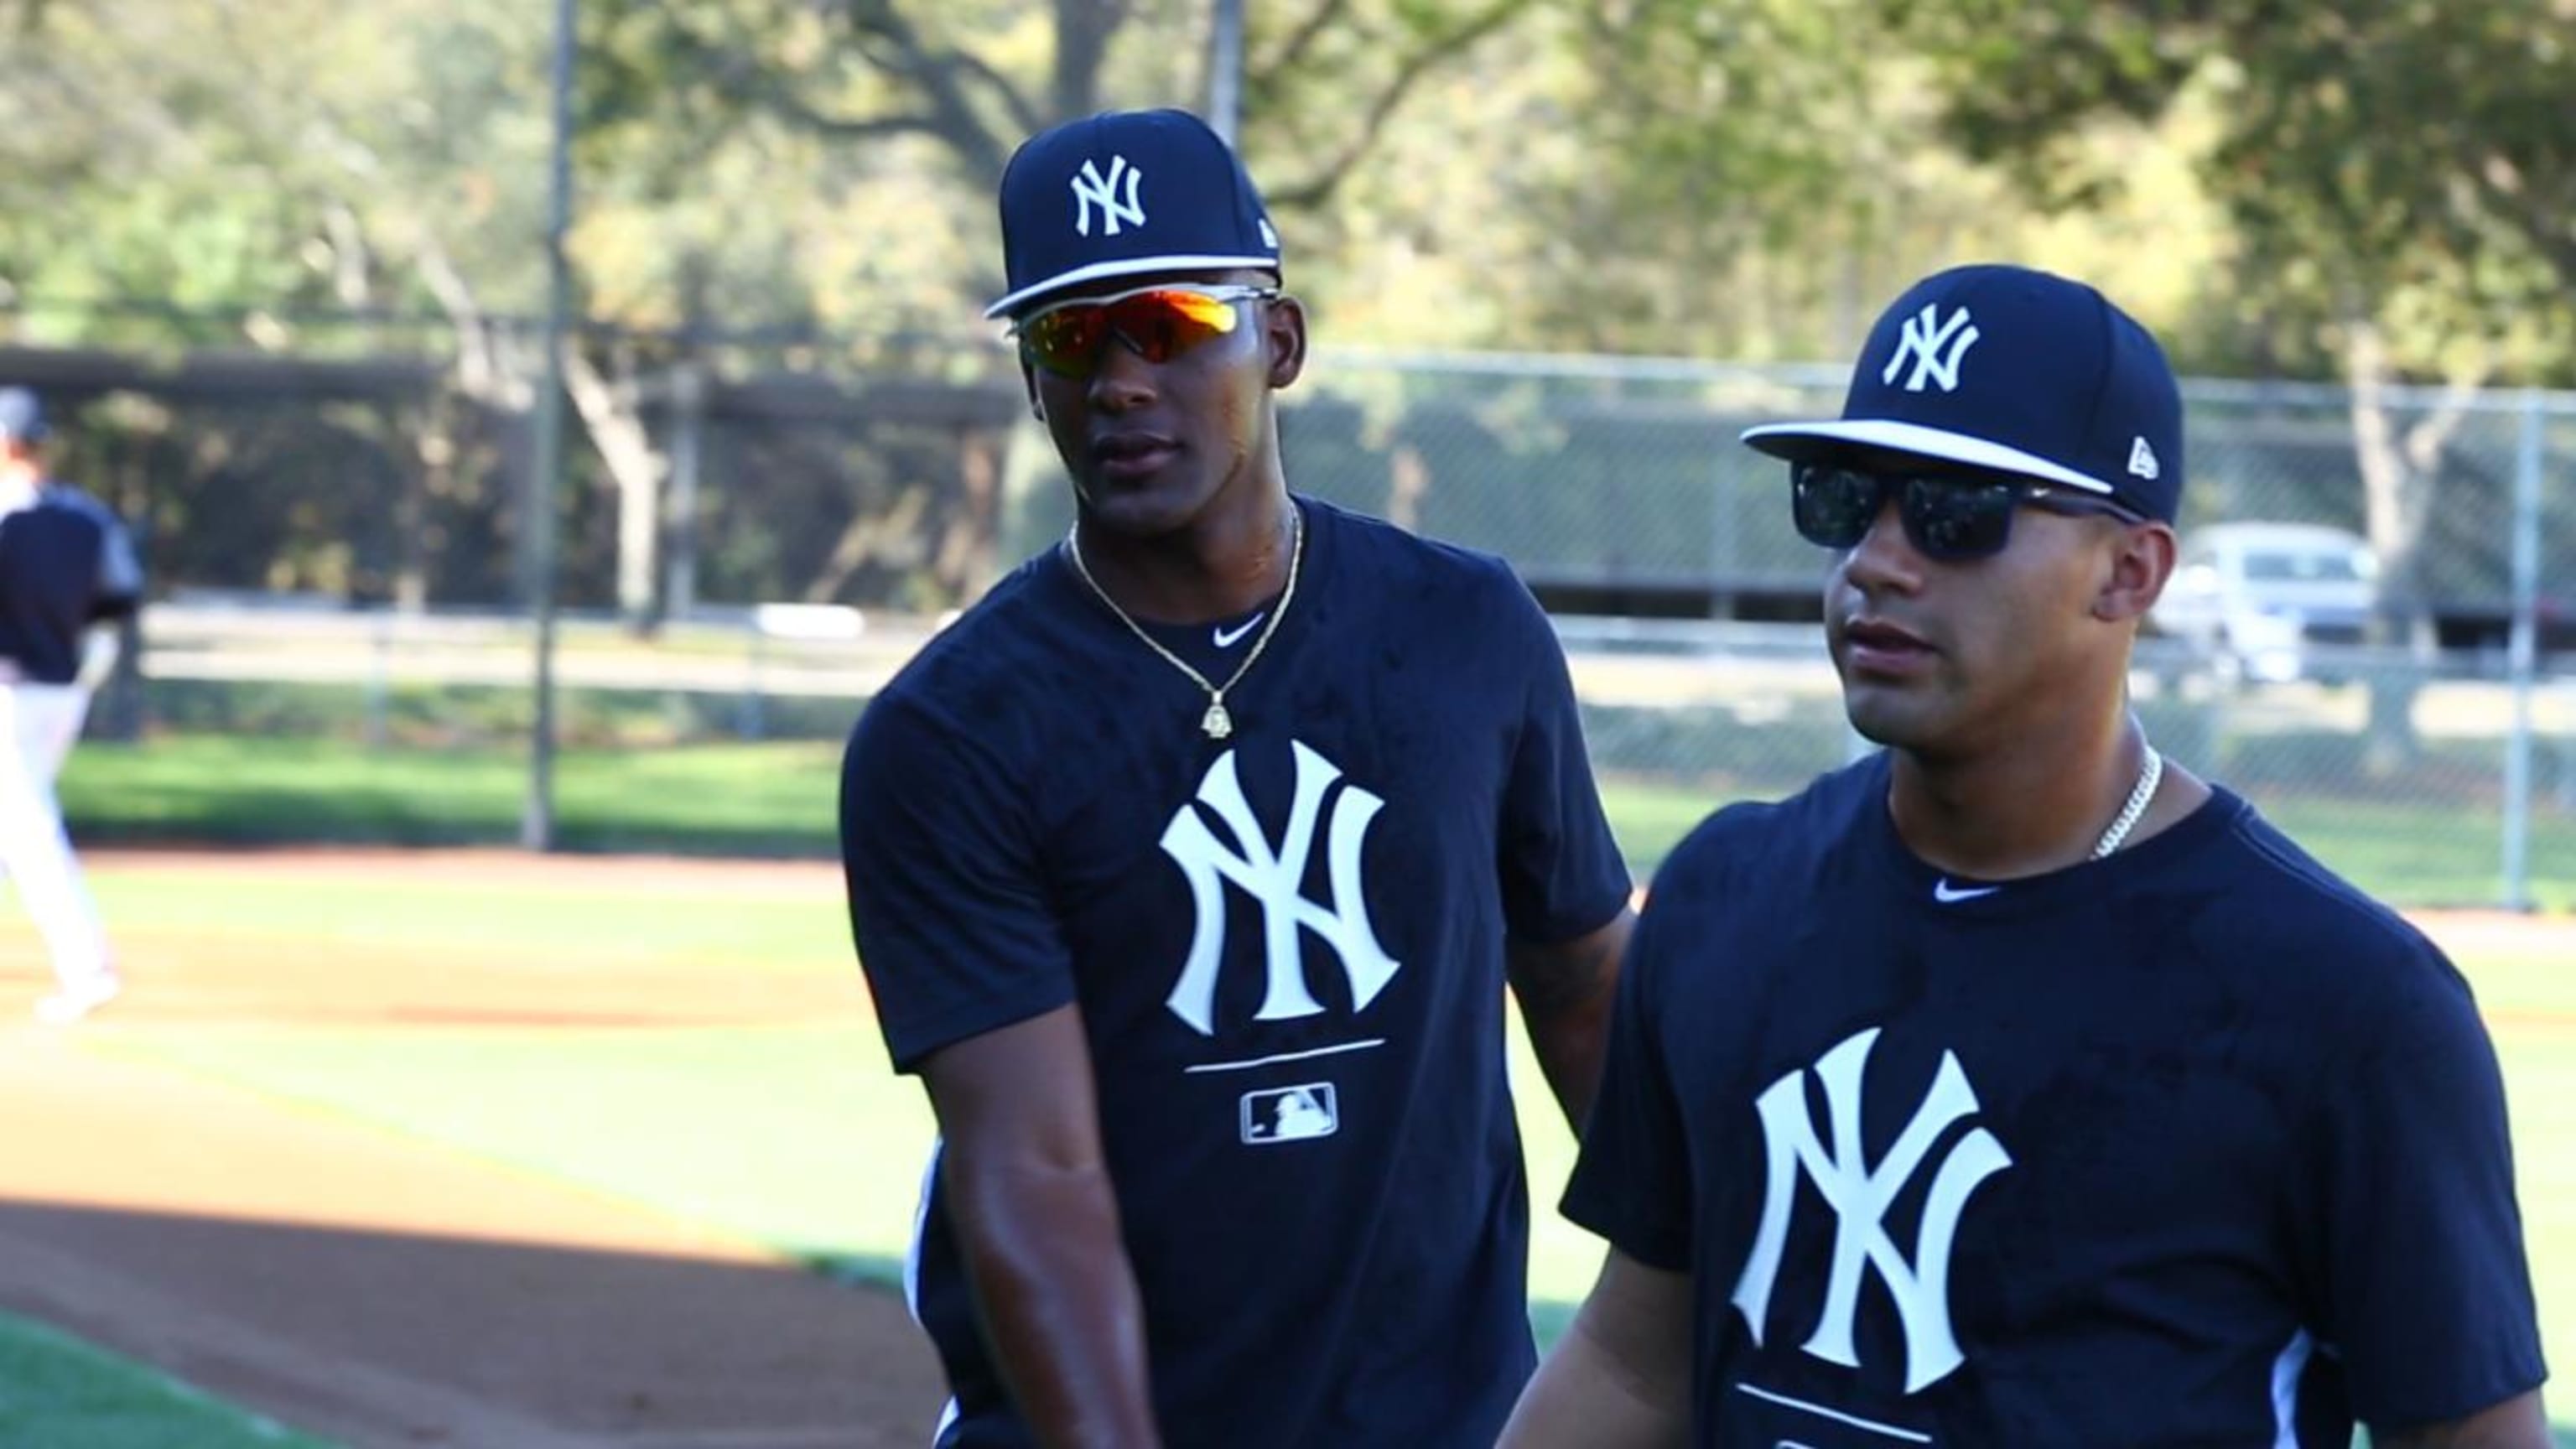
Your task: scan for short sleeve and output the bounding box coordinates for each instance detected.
[1558,891,1695,1270]
[839,692,1075,1072]
[2287,945,2547,1426]
[94,506,143,610]
[1494,574,1632,943]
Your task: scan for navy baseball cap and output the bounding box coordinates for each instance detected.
[0,387,47,444]
[1742,264,2184,522]
[986,107,1282,320]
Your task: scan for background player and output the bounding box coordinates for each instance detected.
[0,387,141,1025]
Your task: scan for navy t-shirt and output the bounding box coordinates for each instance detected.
[1565,752,2545,1447]
[841,497,1633,1449]
[0,482,143,684]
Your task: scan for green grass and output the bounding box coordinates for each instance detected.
[94,1023,933,1288]
[59,736,844,855]
[0,1311,335,1448]
[84,862,850,971]
[57,734,2576,906]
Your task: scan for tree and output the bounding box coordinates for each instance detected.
[603,0,1550,302]
[1886,0,2576,764]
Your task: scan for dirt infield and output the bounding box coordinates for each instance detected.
[0,847,949,1449]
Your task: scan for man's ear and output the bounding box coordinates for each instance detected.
[1020,360,1044,421]
[1265,293,1308,391]
[2096,520,2179,623]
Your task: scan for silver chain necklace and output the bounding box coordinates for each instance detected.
[1063,506,1304,741]
[2091,740,2164,859]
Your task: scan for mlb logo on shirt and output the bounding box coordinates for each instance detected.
[1239,1083,1338,1145]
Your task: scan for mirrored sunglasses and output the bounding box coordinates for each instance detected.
[1790,462,2144,561]
[1011,283,1278,379]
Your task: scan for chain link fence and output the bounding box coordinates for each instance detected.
[19,338,2571,907]
[1003,352,2576,907]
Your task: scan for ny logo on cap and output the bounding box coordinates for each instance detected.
[1071,156,1146,237]
[1882,304,1981,394]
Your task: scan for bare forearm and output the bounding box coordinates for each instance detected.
[1499,1268,1689,1448]
[2376,1390,2551,1449]
[1510,910,1633,1130]
[1521,981,1614,1130]
[75,626,119,691]
[950,1158,1162,1449]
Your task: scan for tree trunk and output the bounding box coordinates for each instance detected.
[402,390,454,613]
[560,342,671,632]
[931,425,1004,600]
[2349,318,2421,778]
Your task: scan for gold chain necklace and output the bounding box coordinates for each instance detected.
[1063,505,1304,740]
[2090,740,2164,859]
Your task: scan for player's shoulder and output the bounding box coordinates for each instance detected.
[849,552,1062,753]
[34,482,119,527]
[1649,754,1883,901]
[1308,496,1540,614]
[2185,792,2467,1015]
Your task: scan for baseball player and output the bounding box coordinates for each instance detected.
[0,387,140,1025]
[1502,266,2547,1448]
[839,109,1637,1448]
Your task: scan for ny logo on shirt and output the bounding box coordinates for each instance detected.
[1732,1027,2012,1393]
[1158,741,1400,1036]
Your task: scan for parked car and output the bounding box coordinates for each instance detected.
[2152,522,2380,684]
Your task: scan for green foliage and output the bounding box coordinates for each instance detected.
[8,0,2574,377]
[1884,0,2576,384]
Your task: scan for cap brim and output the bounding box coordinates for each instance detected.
[986,253,1282,319]
[1739,418,2114,496]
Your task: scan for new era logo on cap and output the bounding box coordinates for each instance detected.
[1741,263,2185,522]
[988,108,1283,319]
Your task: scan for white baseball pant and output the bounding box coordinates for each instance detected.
[0,683,113,991]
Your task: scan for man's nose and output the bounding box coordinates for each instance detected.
[1840,493,1927,595]
[1085,332,1158,412]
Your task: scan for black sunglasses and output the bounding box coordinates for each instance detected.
[1791,462,2145,561]
[1011,283,1278,380]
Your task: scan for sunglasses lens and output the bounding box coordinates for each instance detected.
[1116,289,1245,363]
[1020,288,1250,377]
[1791,466,1885,548]
[1020,306,1108,377]
[1902,479,2019,559]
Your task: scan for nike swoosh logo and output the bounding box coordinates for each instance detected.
[1932,878,2002,904]
[1213,612,1265,648]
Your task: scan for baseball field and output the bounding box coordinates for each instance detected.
[1,741,2570,1445]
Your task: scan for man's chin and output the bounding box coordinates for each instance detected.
[1075,479,1208,538]
[1840,689,1931,751]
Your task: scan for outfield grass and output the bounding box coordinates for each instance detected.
[97,1022,932,1287]
[58,736,845,856]
[0,1311,333,1448]
[56,734,2576,906]
[86,858,851,971]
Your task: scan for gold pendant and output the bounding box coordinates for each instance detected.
[1201,700,1233,740]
